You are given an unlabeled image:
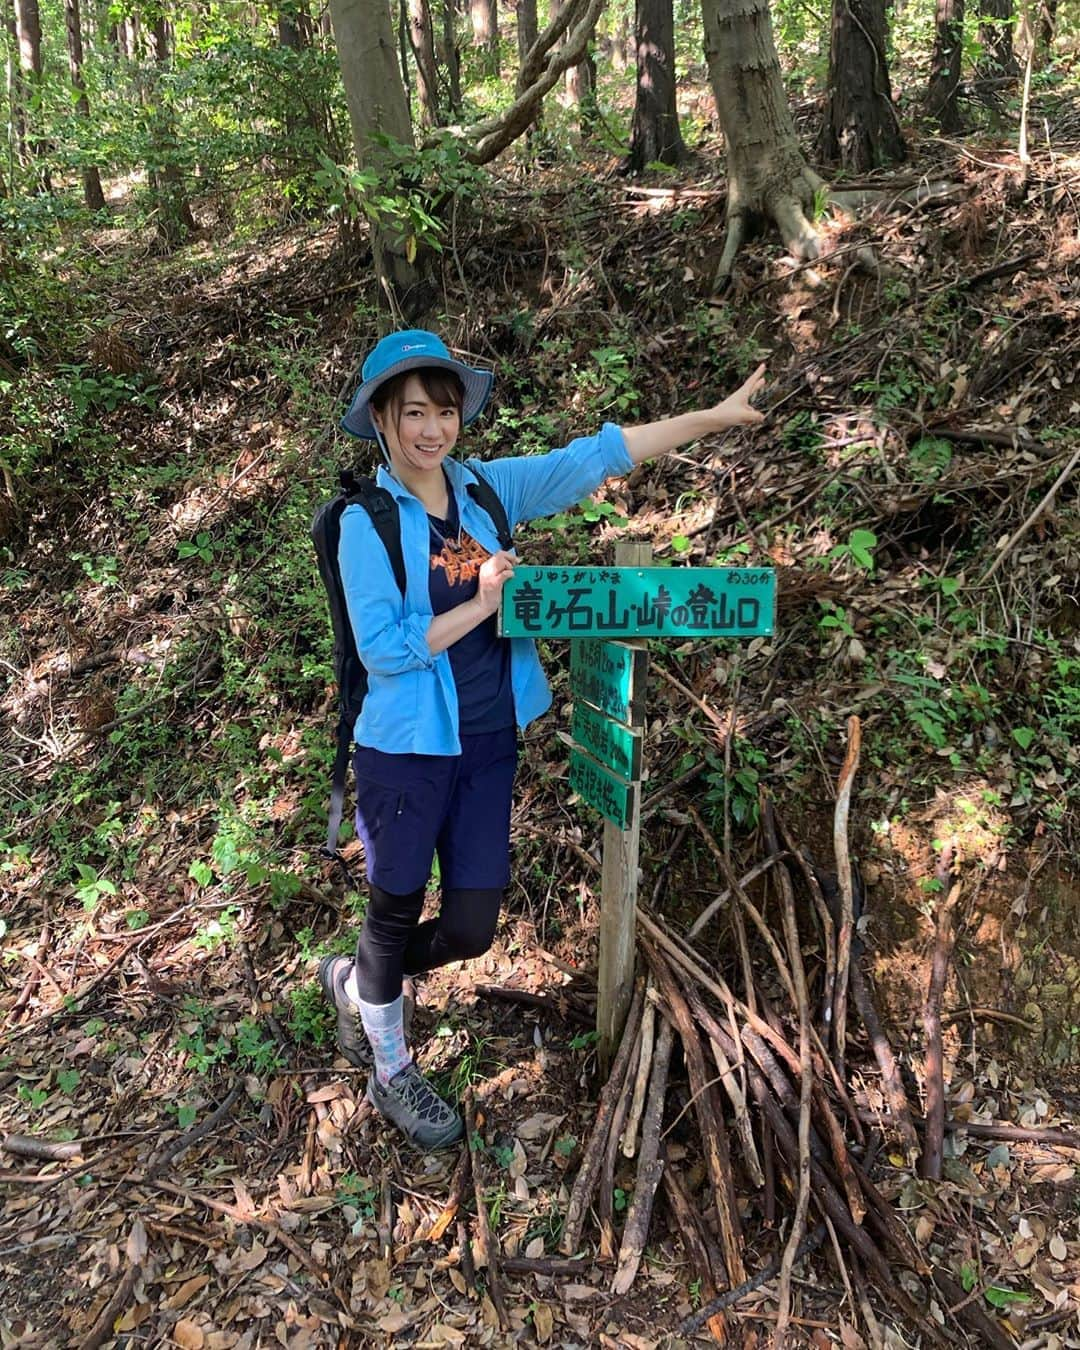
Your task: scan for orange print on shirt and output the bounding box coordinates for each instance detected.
[431,532,490,587]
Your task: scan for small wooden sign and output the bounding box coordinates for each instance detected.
[569,747,638,831]
[501,566,776,639]
[571,703,643,783]
[569,639,647,728]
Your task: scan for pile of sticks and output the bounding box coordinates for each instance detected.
[559,717,1013,1348]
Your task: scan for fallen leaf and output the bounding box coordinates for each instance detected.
[517,1113,564,1142]
[126,1218,148,1266]
[429,1325,466,1345]
[377,1311,411,1333]
[1050,1234,1067,1261]
[840,1324,868,1350]
[525,1236,545,1260]
[174,1319,206,1350]
[165,1274,210,1310]
[533,1302,554,1344]
[114,1302,153,1332]
[230,1240,268,1273]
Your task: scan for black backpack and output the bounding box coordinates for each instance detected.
[311,466,513,863]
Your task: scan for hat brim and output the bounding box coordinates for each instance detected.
[341,355,493,440]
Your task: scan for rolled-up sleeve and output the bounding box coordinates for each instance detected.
[339,508,435,674]
[474,422,633,526]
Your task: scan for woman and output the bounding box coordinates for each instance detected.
[319,328,765,1150]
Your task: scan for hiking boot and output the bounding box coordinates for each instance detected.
[317,957,416,1069]
[367,1062,464,1151]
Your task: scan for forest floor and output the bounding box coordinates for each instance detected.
[3,76,1080,1348]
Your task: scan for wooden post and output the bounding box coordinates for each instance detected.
[597,541,651,1070]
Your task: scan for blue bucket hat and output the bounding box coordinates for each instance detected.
[341,329,494,441]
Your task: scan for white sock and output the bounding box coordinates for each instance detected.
[358,994,410,1085]
[344,968,361,1004]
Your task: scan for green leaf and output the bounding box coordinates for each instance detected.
[671,535,692,554]
[984,1286,1031,1309]
[57,1068,80,1095]
[188,859,213,887]
[1012,727,1036,751]
[177,1103,197,1129]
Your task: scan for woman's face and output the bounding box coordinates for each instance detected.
[373,373,461,480]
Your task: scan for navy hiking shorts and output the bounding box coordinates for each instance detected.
[353,726,518,895]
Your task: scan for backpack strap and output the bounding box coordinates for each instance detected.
[345,474,407,597]
[466,465,513,551]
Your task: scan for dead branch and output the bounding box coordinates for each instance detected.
[621,982,655,1158]
[8,915,51,1023]
[686,851,791,940]
[474,983,592,1025]
[463,1091,510,1331]
[662,1166,728,1343]
[977,443,1080,586]
[77,1260,142,1350]
[2,1134,83,1162]
[600,1021,641,1262]
[643,940,746,1284]
[427,1144,472,1242]
[832,715,862,1076]
[922,846,961,1182]
[146,1081,243,1175]
[849,960,919,1160]
[764,798,815,1346]
[611,1016,674,1294]
[561,979,645,1256]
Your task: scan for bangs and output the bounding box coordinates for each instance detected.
[372,367,465,416]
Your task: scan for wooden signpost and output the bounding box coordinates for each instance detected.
[500,549,777,1063]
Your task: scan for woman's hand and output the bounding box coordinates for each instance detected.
[474,550,516,618]
[710,362,767,429]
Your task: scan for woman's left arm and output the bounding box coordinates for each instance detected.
[621,364,767,465]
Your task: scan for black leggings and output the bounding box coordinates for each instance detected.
[353,884,503,1005]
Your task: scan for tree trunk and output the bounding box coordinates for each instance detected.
[440,0,462,111]
[277,0,328,150]
[5,0,26,163]
[1037,0,1056,53]
[818,0,905,171]
[146,15,196,248]
[565,24,598,127]
[975,0,1018,91]
[470,0,498,74]
[408,0,441,126]
[516,0,537,81]
[701,0,823,278]
[926,0,964,132]
[329,0,434,323]
[14,0,47,180]
[627,0,685,169]
[64,0,107,209]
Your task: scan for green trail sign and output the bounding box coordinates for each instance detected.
[500,566,776,639]
[571,703,643,782]
[569,640,647,727]
[569,747,638,830]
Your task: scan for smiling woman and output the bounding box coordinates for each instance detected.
[316,327,767,1152]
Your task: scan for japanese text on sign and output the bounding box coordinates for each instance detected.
[569,640,646,727]
[499,567,775,639]
[569,748,637,831]
[571,703,642,783]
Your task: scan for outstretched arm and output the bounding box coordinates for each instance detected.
[621,364,767,466]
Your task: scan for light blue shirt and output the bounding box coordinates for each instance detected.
[339,422,634,755]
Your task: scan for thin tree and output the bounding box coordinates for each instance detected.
[819,0,905,170]
[329,0,433,321]
[564,24,598,127]
[5,0,26,163]
[626,0,684,170]
[701,0,825,279]
[408,0,441,126]
[926,0,964,131]
[64,0,107,208]
[975,0,1018,94]
[14,0,49,182]
[440,0,462,112]
[145,11,196,248]
[469,0,498,75]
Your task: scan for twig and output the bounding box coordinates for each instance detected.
[686,852,790,940]
[427,1144,472,1242]
[146,1081,243,1175]
[600,1022,641,1262]
[473,983,592,1025]
[238,941,292,1056]
[8,915,51,1022]
[463,1090,509,1331]
[832,716,862,1076]
[977,444,1080,586]
[77,1260,141,1350]
[501,1255,591,1276]
[611,1016,674,1294]
[561,980,645,1255]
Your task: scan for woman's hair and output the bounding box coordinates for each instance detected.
[370,368,465,432]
